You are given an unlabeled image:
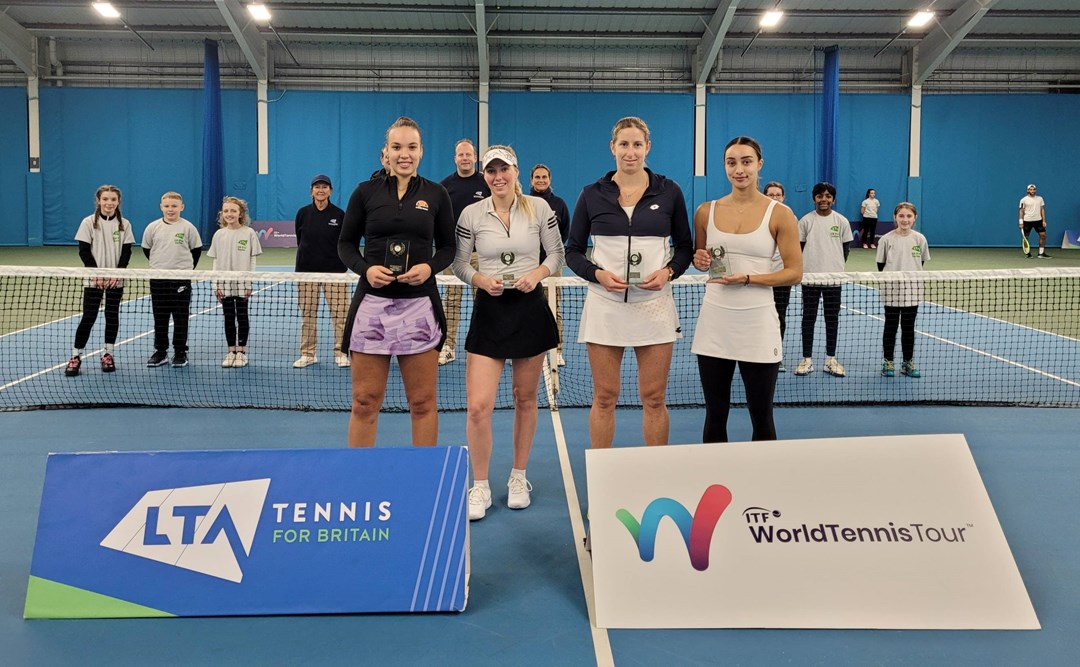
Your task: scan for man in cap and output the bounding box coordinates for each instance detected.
[293,174,351,368]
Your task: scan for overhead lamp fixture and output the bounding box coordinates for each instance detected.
[248,3,272,23]
[92,2,121,19]
[908,11,934,28]
[760,10,784,28]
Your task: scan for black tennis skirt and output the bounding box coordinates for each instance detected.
[465,287,559,359]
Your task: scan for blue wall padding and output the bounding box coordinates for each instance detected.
[489,91,695,214]
[0,87,29,245]
[38,87,254,245]
[3,87,1078,247]
[921,94,1080,247]
[266,90,478,219]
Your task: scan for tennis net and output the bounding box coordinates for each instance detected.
[1,266,1077,411]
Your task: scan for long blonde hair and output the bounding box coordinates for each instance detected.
[92,184,125,231]
[485,144,533,219]
[218,196,251,227]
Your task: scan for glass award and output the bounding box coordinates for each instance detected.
[707,245,729,280]
[384,239,410,275]
[498,249,517,288]
[627,251,644,284]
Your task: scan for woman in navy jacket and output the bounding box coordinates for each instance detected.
[565,116,693,449]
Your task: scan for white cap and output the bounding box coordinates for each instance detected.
[481,147,517,170]
[1027,183,1037,189]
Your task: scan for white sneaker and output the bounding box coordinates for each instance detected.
[293,355,317,368]
[824,356,846,377]
[221,352,236,368]
[468,485,492,521]
[507,475,532,510]
[233,352,248,368]
[794,357,814,376]
[335,352,351,368]
[438,348,456,365]
[556,351,566,367]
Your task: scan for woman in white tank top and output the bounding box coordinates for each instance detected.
[690,137,802,442]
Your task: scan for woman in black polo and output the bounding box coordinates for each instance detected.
[338,116,456,448]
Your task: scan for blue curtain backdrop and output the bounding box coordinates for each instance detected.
[819,46,840,186]
[200,40,225,245]
[0,87,29,245]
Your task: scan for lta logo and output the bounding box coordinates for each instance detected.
[615,484,732,571]
[100,479,270,583]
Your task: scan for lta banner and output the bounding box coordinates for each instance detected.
[25,447,469,618]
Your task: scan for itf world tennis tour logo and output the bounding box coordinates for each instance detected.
[615,484,733,572]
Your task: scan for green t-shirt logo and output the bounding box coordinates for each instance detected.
[112,230,121,242]
[237,239,249,251]
[173,232,186,245]
[911,245,922,257]
[830,225,840,238]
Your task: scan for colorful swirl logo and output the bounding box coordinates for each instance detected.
[615,484,732,571]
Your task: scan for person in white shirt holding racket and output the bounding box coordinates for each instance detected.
[1019,184,1051,259]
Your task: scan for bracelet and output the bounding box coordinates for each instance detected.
[666,266,675,281]
[744,274,751,286]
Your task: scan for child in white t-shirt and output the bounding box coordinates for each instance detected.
[876,202,930,378]
[795,182,852,377]
[208,196,263,368]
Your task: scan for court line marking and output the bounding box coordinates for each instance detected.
[542,360,614,667]
[0,281,283,394]
[844,305,1080,389]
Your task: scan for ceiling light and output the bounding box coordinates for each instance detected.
[248,4,272,23]
[92,2,121,19]
[760,10,784,28]
[908,11,934,28]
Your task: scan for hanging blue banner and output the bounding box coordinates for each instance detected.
[25,447,469,618]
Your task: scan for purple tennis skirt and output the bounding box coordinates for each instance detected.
[349,294,442,356]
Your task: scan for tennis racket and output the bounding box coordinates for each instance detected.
[1021,228,1031,255]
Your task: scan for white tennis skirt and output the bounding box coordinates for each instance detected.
[578,290,681,347]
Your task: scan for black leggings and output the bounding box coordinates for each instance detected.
[74,287,123,349]
[697,355,779,443]
[221,296,250,348]
[150,279,192,352]
[883,305,918,361]
[860,218,878,245]
[801,285,841,358]
[772,285,791,341]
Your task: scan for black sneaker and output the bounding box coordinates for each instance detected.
[147,350,169,367]
[1037,253,1052,259]
[172,351,188,367]
[1026,252,1033,258]
[64,355,82,377]
[100,353,116,373]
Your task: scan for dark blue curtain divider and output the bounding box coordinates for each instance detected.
[819,46,840,186]
[200,40,224,244]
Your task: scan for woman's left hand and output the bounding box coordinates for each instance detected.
[638,268,670,291]
[718,273,752,286]
[513,268,547,293]
[396,263,432,286]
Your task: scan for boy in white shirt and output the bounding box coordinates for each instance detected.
[795,182,852,377]
[142,192,202,368]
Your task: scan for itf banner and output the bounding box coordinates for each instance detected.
[587,434,1039,629]
[25,447,469,618]
[251,220,297,247]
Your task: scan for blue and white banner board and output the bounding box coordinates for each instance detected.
[586,434,1039,629]
[1062,229,1079,249]
[25,447,469,618]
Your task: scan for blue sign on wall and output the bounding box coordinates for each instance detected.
[25,447,469,618]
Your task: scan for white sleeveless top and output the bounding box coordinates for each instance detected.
[690,200,782,363]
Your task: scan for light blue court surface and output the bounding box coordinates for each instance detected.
[2,405,1077,666]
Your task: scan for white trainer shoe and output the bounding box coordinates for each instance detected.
[468,485,492,521]
[233,352,248,368]
[335,352,351,368]
[794,357,814,376]
[293,355,317,368]
[438,348,456,365]
[221,352,236,368]
[824,356,846,377]
[556,351,566,367]
[507,475,533,510]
